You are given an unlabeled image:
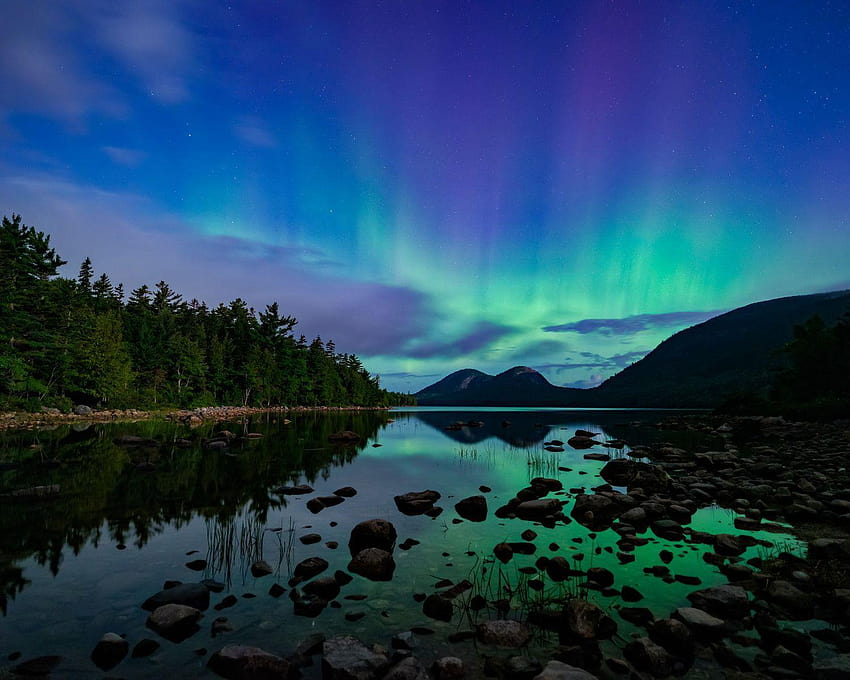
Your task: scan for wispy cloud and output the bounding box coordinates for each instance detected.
[0,0,194,127]
[102,146,147,167]
[0,168,440,357]
[92,1,195,104]
[405,321,516,359]
[542,310,721,336]
[234,116,278,148]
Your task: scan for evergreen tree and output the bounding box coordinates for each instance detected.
[0,213,414,410]
[77,257,94,294]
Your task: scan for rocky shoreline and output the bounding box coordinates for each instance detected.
[4,413,850,678]
[0,404,392,432]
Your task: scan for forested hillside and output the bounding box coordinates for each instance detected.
[0,214,411,410]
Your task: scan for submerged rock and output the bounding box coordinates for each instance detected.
[348,548,396,581]
[91,633,127,671]
[322,635,388,680]
[532,659,599,680]
[142,582,210,611]
[146,604,202,642]
[208,644,292,679]
[476,620,531,647]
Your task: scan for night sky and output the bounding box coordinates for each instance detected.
[2,1,849,393]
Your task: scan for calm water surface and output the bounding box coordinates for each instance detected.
[0,408,802,677]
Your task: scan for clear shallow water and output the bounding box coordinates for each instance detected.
[0,409,802,677]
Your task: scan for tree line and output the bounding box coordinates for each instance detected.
[0,214,413,410]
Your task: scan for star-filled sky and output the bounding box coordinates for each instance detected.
[2,1,849,393]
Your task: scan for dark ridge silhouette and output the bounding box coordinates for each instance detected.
[416,290,850,407]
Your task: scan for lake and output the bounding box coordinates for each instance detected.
[0,408,803,677]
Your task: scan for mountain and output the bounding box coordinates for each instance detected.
[416,290,850,407]
[415,365,585,405]
[592,289,850,407]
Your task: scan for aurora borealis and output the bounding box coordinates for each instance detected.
[1,2,849,393]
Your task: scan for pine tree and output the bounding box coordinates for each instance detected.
[77,257,94,294]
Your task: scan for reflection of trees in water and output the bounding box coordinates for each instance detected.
[412,411,555,448]
[205,511,295,589]
[0,411,389,614]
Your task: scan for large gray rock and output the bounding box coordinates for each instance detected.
[476,620,531,647]
[73,404,93,415]
[672,607,726,639]
[532,660,599,680]
[384,656,430,680]
[146,603,202,642]
[348,519,397,555]
[91,633,128,671]
[432,656,464,680]
[765,580,815,619]
[686,585,750,619]
[563,600,617,641]
[142,582,210,611]
[348,548,395,581]
[322,635,389,680]
[624,637,673,676]
[208,644,292,679]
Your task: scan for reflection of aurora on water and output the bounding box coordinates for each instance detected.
[0,410,806,678]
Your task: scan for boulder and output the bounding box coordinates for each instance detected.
[208,644,292,679]
[91,633,127,671]
[686,585,750,619]
[146,604,202,642]
[293,556,329,580]
[432,656,464,680]
[348,519,397,555]
[765,580,815,619]
[562,600,617,641]
[303,577,341,601]
[714,534,746,556]
[648,618,694,658]
[73,404,93,415]
[476,620,531,647]
[516,498,562,520]
[672,607,727,639]
[348,548,395,581]
[423,594,453,622]
[384,656,430,680]
[322,635,388,680]
[455,495,488,522]
[624,637,673,676]
[142,582,210,611]
[532,660,599,680]
[394,490,441,515]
